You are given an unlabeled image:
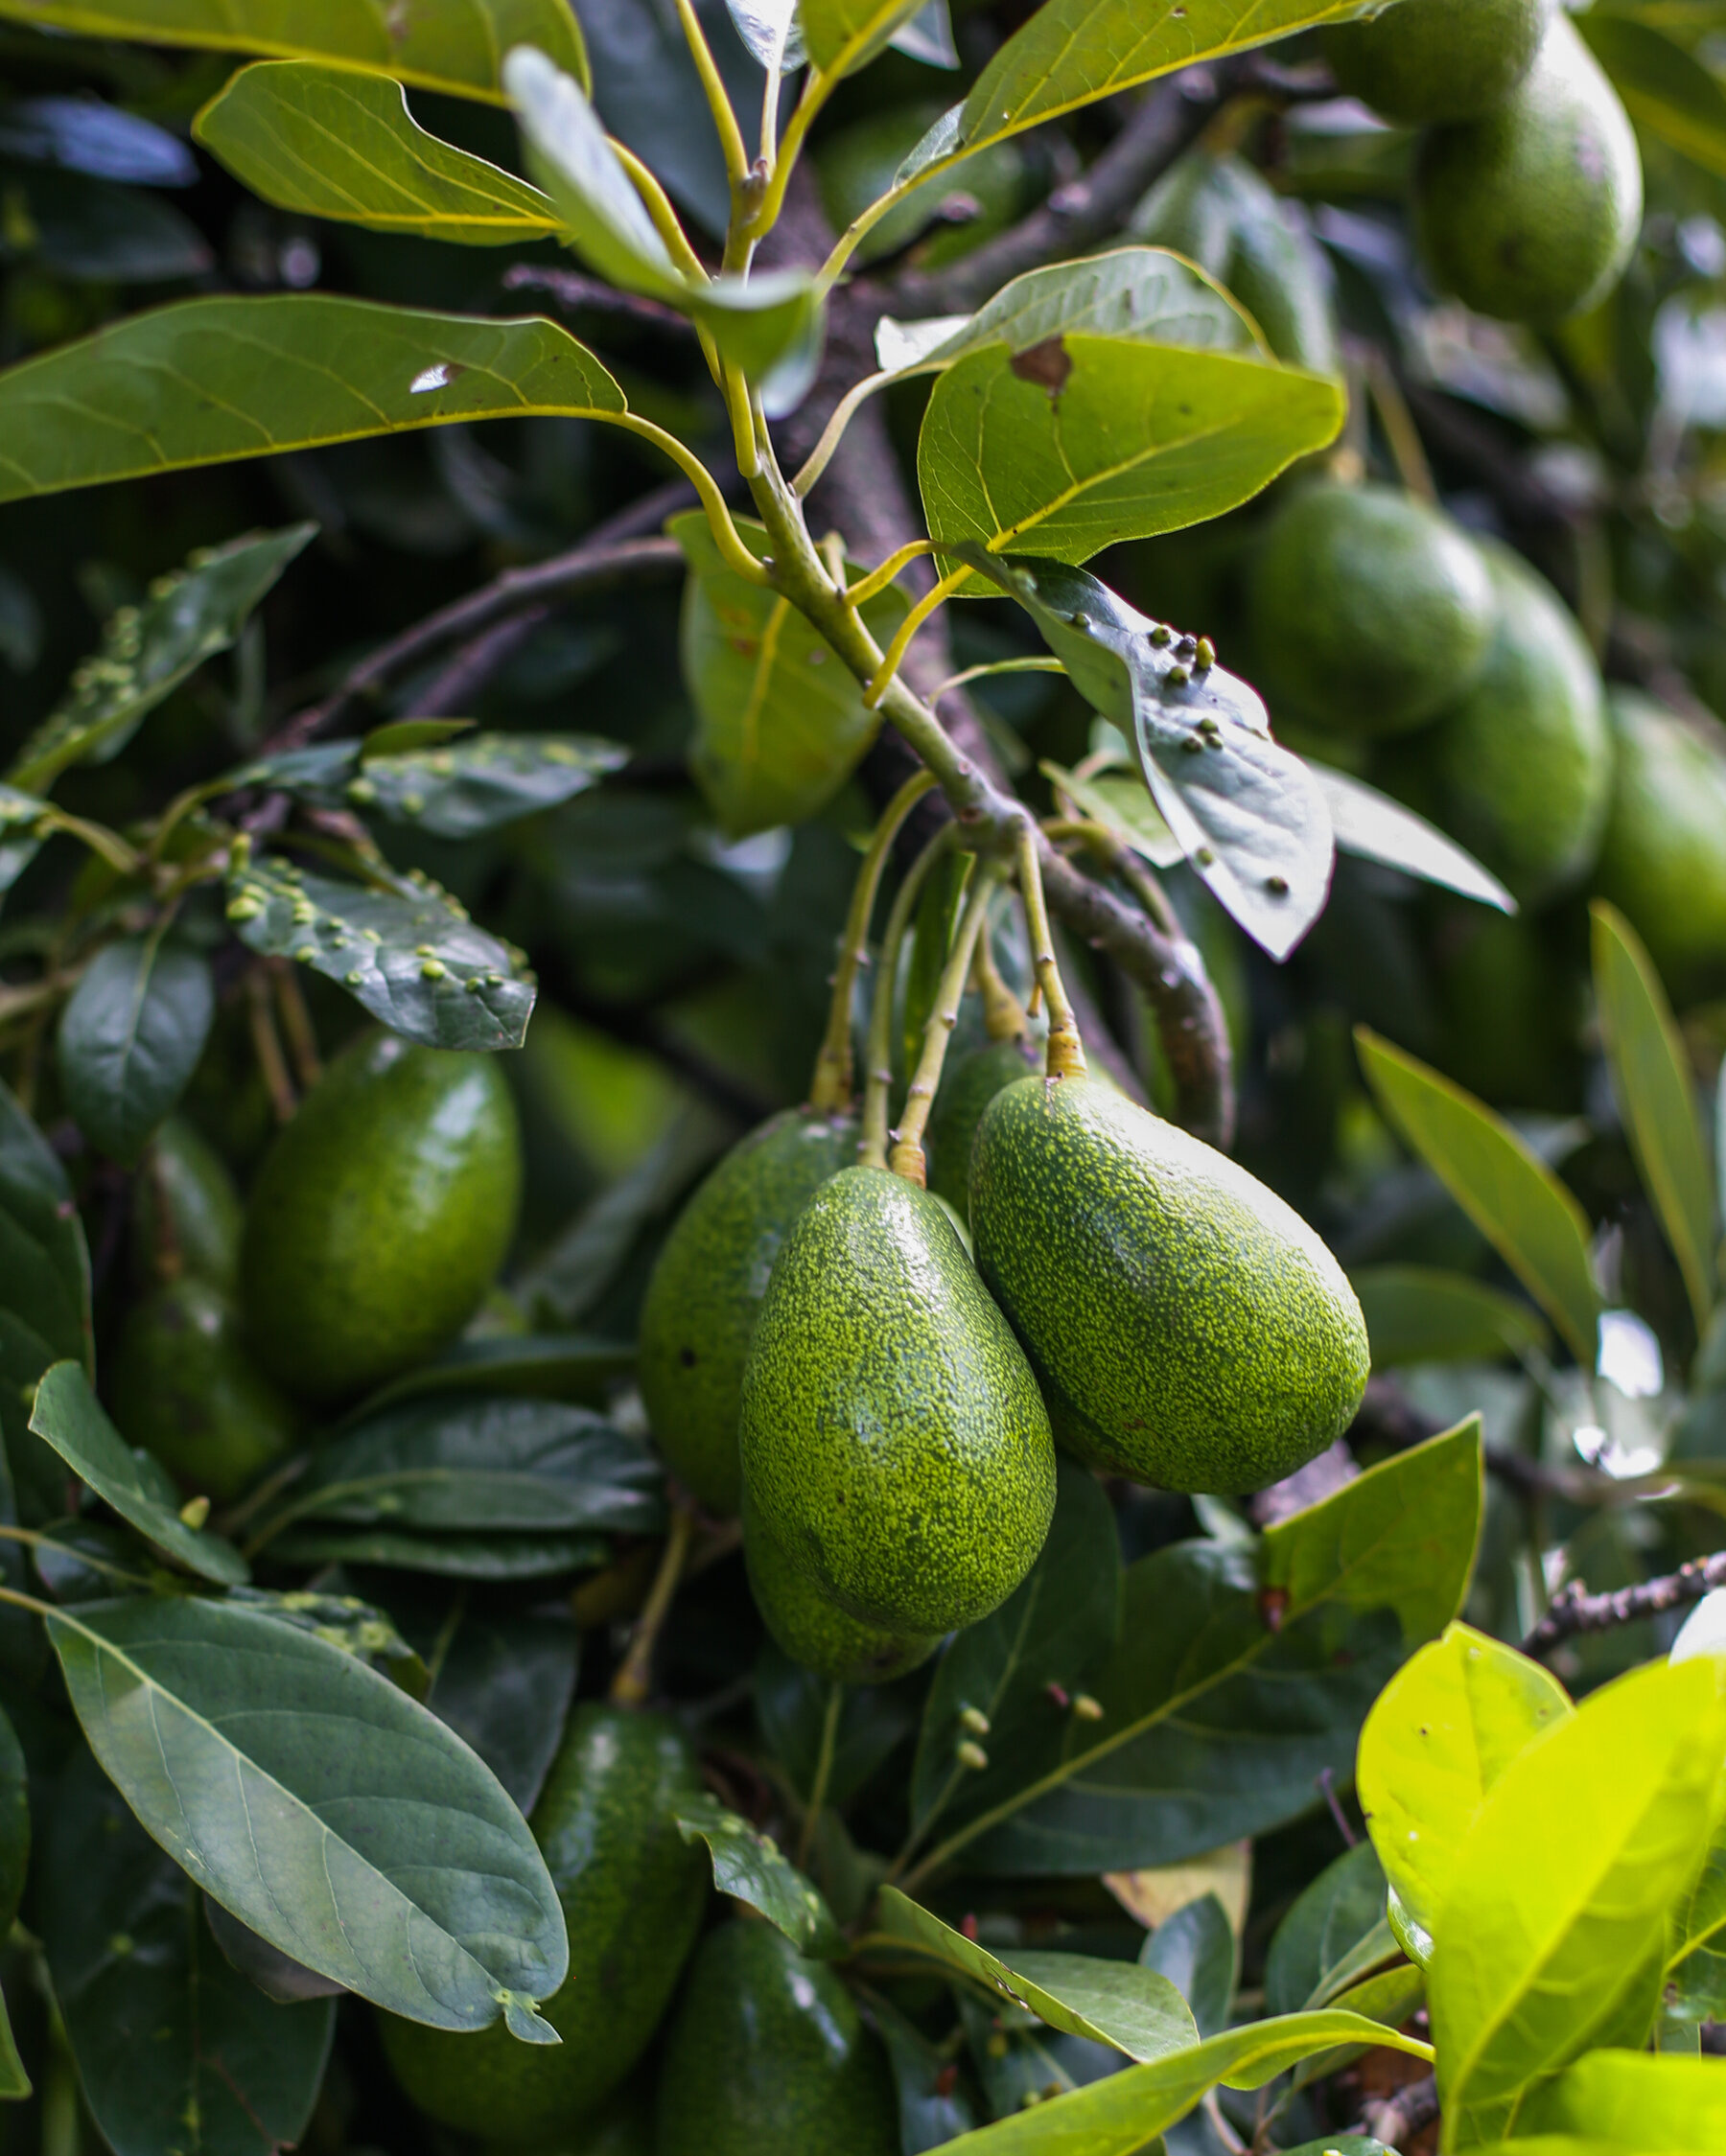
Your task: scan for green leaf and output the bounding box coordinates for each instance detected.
[1265,1842,1390,2016]
[1351,1264,1551,1367]
[195,62,561,243]
[1356,1028,1601,1366]
[1517,2048,1726,2148]
[0,784,47,903]
[928,247,1266,365]
[0,1704,28,1941]
[1592,901,1717,1335]
[802,0,930,74]
[1309,762,1515,914]
[1430,1656,1726,2145]
[45,1593,569,2034]
[227,1586,428,1690]
[30,1361,247,1585]
[906,1423,1482,1880]
[675,510,908,837]
[263,1525,608,1579]
[725,0,805,70]
[756,1645,918,1807]
[674,1795,846,1957]
[874,1992,984,2152]
[0,0,590,103]
[0,297,623,505]
[408,1602,577,1813]
[57,937,214,1167]
[224,855,536,1052]
[42,1744,332,2152]
[239,730,626,837]
[8,526,315,793]
[1581,13,1726,175]
[1041,760,1181,869]
[876,1889,1198,2062]
[345,1333,635,1419]
[0,1076,92,1371]
[1138,1895,1235,2041]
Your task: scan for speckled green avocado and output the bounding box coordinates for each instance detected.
[1246,483,1495,739]
[111,1278,298,1502]
[1322,0,1553,124]
[927,1039,1040,1221]
[381,1705,708,2145]
[640,1109,857,1515]
[655,1923,898,2156]
[742,1488,937,1684]
[129,1117,243,1292]
[1414,16,1642,326]
[970,1078,1368,1494]
[240,1032,521,1404]
[1595,690,1726,1000]
[1417,540,1611,902]
[739,1167,1055,1636]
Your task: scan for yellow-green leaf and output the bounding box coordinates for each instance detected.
[1518,2048,1726,2149]
[802,0,930,77]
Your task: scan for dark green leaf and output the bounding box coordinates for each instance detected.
[225,1586,428,1693]
[347,732,626,836]
[57,937,214,1166]
[0,1077,91,1370]
[417,1605,579,1813]
[347,1333,635,1419]
[756,1644,918,1806]
[11,170,212,284]
[224,855,536,1052]
[1138,1894,1234,2042]
[30,1361,247,1585]
[202,1897,347,2004]
[263,1525,608,1579]
[46,1593,569,2033]
[1264,1842,1388,2016]
[872,1991,984,2151]
[1351,1264,1551,1367]
[1309,761,1514,913]
[0,1704,29,1938]
[1581,12,1726,175]
[955,1987,1125,2119]
[674,1794,845,1956]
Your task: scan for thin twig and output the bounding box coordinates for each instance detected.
[245,967,296,1124]
[403,604,552,719]
[1524,1550,1726,1658]
[1360,2073,1439,2144]
[501,264,698,334]
[797,1681,845,1872]
[611,1506,696,1705]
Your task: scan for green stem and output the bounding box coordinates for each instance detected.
[859,826,956,1171]
[972,893,1029,1041]
[673,0,750,190]
[610,1506,696,1705]
[610,414,769,585]
[864,569,967,709]
[1016,823,1086,1081]
[797,1680,845,1871]
[888,861,999,1186]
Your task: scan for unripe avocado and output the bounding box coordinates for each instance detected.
[655,1922,898,2156]
[1246,482,1496,738]
[1416,540,1612,901]
[1595,690,1726,1000]
[488,2080,651,2155]
[639,1109,857,1515]
[110,1279,298,1502]
[1322,0,1554,124]
[739,1166,1056,1636]
[969,1078,1369,1494]
[742,1489,938,1684]
[381,1704,708,2144]
[927,1038,1039,1221]
[129,1117,243,1292]
[1413,16,1642,326]
[240,1032,522,1403]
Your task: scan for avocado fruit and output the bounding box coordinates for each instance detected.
[1246,482,1496,739]
[381,1704,709,2145]
[1595,690,1726,1001]
[488,2080,652,2156]
[1413,16,1642,326]
[927,1038,1040,1220]
[129,1117,244,1292]
[639,1108,857,1515]
[110,1278,298,1502]
[739,1166,1056,1636]
[969,1078,1369,1494]
[655,1922,899,2156]
[1413,540,1612,902]
[1322,0,1554,124]
[743,1488,938,1684]
[239,1032,522,1404]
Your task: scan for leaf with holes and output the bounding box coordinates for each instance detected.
[674,1795,845,1957]
[57,937,214,1166]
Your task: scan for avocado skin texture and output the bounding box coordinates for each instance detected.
[656,1923,898,2156]
[1596,690,1726,1000]
[1414,16,1642,326]
[1247,482,1495,739]
[742,1488,937,1684]
[927,1039,1039,1220]
[739,1166,1055,1636]
[970,1078,1369,1495]
[1322,0,1553,123]
[640,1108,857,1514]
[1415,540,1611,902]
[111,1279,298,1502]
[381,1704,709,2145]
[129,1117,243,1292]
[240,1032,521,1403]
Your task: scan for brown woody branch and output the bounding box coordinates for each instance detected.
[1524,1550,1726,1658]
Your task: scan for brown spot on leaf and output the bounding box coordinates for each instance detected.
[1010,336,1071,398]
[1258,1586,1290,1634]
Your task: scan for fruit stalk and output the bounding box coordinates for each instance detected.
[972,901,1029,1042]
[1015,825,1087,1081]
[889,864,1004,1186]
[610,1505,696,1705]
[859,826,959,1171]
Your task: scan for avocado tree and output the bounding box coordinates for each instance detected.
[0,0,1722,2149]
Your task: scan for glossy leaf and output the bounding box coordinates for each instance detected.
[676,510,908,836]
[1592,902,1716,1334]
[225,856,536,1052]
[1309,762,1514,913]
[1265,1842,1389,2016]
[1517,2047,1726,2146]
[196,62,560,243]
[674,1795,846,1956]
[1351,1264,1551,1367]
[1356,1028,1601,1365]
[264,1525,608,1579]
[0,1076,92,1371]
[725,0,805,70]
[928,248,1264,366]
[1430,1656,1726,2145]
[1138,1893,1235,2041]
[0,298,623,505]
[1581,13,1726,176]
[802,0,929,76]
[8,526,315,792]
[46,1593,568,2034]
[30,1361,246,1585]
[0,0,590,103]
[57,938,214,1167]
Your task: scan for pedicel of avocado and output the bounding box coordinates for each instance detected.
[1323,0,1554,125]
[381,1704,709,2145]
[970,1078,1369,1495]
[1246,481,1496,739]
[638,1107,857,1516]
[655,1922,899,2156]
[739,1165,1056,1637]
[239,1031,522,1404]
[1413,14,1642,327]
[742,1487,938,1684]
[926,1037,1040,1220]
[1595,690,1726,1001]
[129,1116,244,1293]
[111,1278,299,1504]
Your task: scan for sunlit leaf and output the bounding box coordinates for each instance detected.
[928,247,1265,365]
[724,0,805,72]
[802,0,929,76]
[1518,2047,1726,2148]
[1309,761,1515,913]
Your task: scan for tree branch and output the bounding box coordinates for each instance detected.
[1524,1551,1726,1658]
